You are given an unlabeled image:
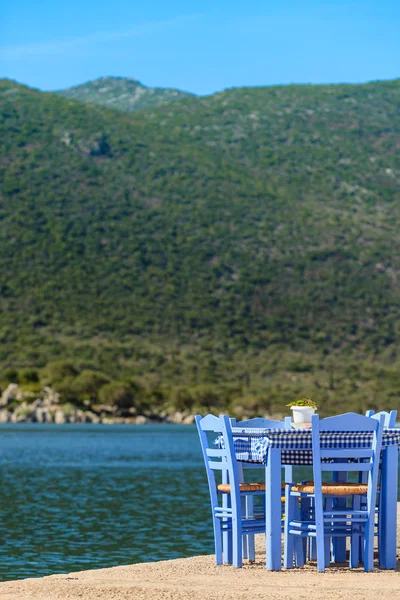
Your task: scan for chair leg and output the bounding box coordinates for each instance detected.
[245,495,255,561]
[231,479,243,569]
[377,488,382,565]
[300,498,308,561]
[221,469,232,565]
[303,497,317,561]
[324,537,331,568]
[308,537,317,561]
[241,497,248,560]
[315,506,326,572]
[294,535,305,567]
[324,497,333,568]
[380,445,398,569]
[350,530,361,568]
[226,532,233,564]
[222,493,232,564]
[284,487,295,568]
[247,535,255,561]
[213,516,223,565]
[350,495,361,568]
[293,495,305,568]
[364,516,375,572]
[316,535,325,572]
[331,496,346,562]
[232,518,242,568]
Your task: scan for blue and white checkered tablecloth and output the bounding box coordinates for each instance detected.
[230,427,400,465]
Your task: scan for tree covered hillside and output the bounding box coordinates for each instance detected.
[1,78,400,416]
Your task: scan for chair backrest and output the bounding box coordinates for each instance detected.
[231,416,293,481]
[365,409,397,428]
[311,412,385,515]
[232,416,292,429]
[195,414,241,511]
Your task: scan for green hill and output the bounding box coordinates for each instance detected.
[55,76,195,111]
[1,77,400,416]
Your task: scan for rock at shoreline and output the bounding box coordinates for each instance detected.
[0,384,22,406]
[182,414,195,425]
[54,410,66,424]
[170,411,184,424]
[83,411,100,424]
[33,408,53,423]
[0,409,10,423]
[0,383,196,425]
[135,415,148,424]
[42,387,61,407]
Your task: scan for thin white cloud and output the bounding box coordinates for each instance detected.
[0,13,204,59]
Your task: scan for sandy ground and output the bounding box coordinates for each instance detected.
[1,506,399,600]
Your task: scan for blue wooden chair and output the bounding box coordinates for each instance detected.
[317,409,398,565]
[365,410,397,560]
[231,417,293,561]
[366,409,397,427]
[196,414,267,567]
[284,412,385,572]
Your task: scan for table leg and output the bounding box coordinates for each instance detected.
[265,448,282,570]
[380,445,398,569]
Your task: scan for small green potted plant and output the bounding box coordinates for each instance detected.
[286,397,317,428]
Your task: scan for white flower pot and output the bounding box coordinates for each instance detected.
[290,406,316,427]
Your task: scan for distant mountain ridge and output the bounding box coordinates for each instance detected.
[55,76,195,111]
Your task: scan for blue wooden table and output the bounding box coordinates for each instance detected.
[231,427,400,570]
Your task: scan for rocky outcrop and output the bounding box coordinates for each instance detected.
[0,383,23,406]
[0,384,196,425]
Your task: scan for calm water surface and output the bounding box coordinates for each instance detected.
[0,424,213,581]
[1,424,399,581]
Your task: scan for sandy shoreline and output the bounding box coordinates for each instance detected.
[1,505,399,600]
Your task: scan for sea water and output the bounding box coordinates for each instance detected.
[0,424,212,581]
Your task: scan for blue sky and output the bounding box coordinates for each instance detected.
[1,0,399,94]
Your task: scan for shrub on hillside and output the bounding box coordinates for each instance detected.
[99,381,136,409]
[169,387,194,412]
[3,369,19,384]
[170,385,227,413]
[19,368,39,384]
[43,361,79,384]
[53,377,80,403]
[73,370,110,401]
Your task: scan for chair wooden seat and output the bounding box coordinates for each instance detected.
[218,482,286,493]
[291,481,368,496]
